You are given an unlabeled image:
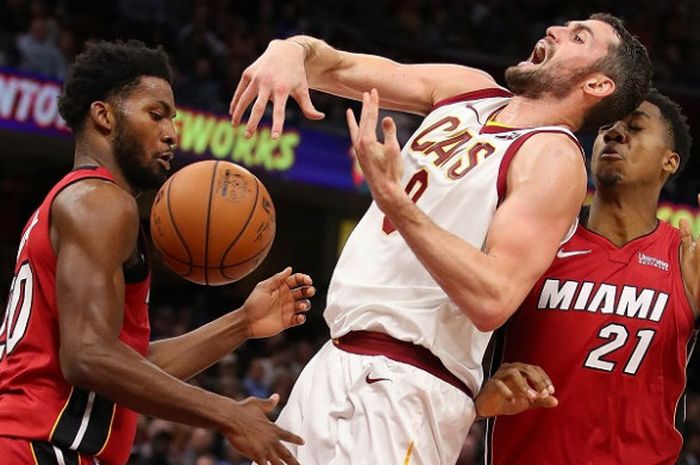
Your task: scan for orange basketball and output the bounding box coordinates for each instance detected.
[150,160,276,285]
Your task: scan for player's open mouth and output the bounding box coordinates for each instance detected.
[530,41,547,65]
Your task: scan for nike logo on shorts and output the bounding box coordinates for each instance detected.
[365,374,391,384]
[556,248,592,259]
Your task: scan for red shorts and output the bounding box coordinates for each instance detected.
[0,436,98,465]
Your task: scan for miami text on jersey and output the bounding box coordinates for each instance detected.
[537,278,668,322]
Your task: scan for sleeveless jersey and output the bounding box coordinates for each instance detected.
[0,167,151,465]
[325,88,583,394]
[488,221,696,465]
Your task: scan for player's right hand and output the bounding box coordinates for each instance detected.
[475,362,558,418]
[223,393,304,465]
[229,39,324,139]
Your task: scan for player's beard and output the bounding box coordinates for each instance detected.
[595,171,623,188]
[505,63,590,99]
[112,113,168,191]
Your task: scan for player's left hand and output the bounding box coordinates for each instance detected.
[475,362,558,418]
[346,88,405,213]
[679,195,700,311]
[242,267,315,338]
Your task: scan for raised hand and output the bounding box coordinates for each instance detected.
[346,88,404,213]
[475,362,558,418]
[224,393,304,465]
[230,39,324,139]
[243,267,315,339]
[679,195,700,312]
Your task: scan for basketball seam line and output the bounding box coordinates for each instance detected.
[164,176,193,276]
[203,161,219,285]
[157,244,271,269]
[219,176,260,270]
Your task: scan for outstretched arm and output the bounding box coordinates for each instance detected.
[230,35,498,137]
[53,180,303,465]
[149,268,314,381]
[348,90,587,331]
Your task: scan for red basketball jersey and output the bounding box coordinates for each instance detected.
[488,221,696,465]
[0,167,151,465]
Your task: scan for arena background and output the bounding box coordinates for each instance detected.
[1,1,699,464]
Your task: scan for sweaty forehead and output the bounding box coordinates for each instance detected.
[636,101,665,127]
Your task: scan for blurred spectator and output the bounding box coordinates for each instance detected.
[16,16,66,78]
[242,358,271,399]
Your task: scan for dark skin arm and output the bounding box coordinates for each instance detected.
[53,179,304,465]
[148,268,315,381]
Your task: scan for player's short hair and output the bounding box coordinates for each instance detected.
[581,13,652,131]
[58,40,173,133]
[645,88,693,174]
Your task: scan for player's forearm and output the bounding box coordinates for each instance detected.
[60,339,237,430]
[385,195,525,331]
[148,309,249,380]
[283,35,434,114]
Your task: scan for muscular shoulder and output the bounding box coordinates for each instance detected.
[511,131,585,182]
[52,179,139,258]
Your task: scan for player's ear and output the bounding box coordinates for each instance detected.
[663,150,680,177]
[582,73,615,99]
[88,101,114,133]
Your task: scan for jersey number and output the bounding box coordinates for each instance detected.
[583,323,655,375]
[0,262,34,360]
[382,169,429,235]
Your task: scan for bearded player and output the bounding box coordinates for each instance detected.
[230,13,651,465]
[488,89,695,465]
[0,41,315,465]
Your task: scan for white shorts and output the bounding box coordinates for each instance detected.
[275,339,475,465]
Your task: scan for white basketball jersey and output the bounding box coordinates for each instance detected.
[325,88,582,394]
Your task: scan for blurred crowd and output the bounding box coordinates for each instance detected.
[1,0,699,121]
[2,0,700,464]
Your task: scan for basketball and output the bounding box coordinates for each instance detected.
[150,160,276,285]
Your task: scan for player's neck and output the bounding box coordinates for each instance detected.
[73,137,134,195]
[496,94,580,130]
[587,188,661,247]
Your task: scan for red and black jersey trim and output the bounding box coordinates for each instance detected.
[31,441,80,465]
[50,387,116,455]
[496,129,584,205]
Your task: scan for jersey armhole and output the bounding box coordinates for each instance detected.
[46,174,117,258]
[496,130,584,206]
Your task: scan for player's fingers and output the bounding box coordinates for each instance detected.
[294,87,325,121]
[382,116,399,149]
[267,452,284,465]
[357,91,378,145]
[230,71,251,119]
[533,395,559,409]
[520,364,553,396]
[246,89,272,138]
[291,286,315,301]
[503,369,538,401]
[292,313,307,326]
[271,91,290,139]
[287,272,312,289]
[264,267,293,289]
[276,442,301,465]
[231,81,259,128]
[346,108,360,146]
[275,425,305,446]
[257,393,280,413]
[492,378,515,402]
[294,299,311,312]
